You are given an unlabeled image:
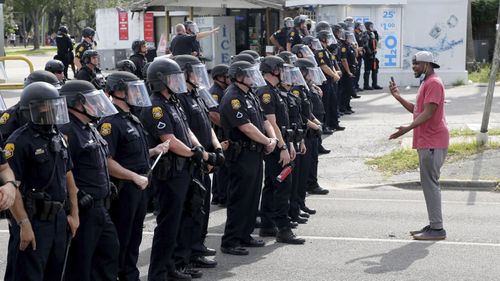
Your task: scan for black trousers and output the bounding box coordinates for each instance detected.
[289,134,317,218]
[7,210,68,281]
[261,149,292,229]
[320,81,339,128]
[66,206,120,281]
[307,134,321,191]
[363,57,379,87]
[190,172,212,258]
[212,161,229,203]
[221,149,263,248]
[355,57,363,89]
[340,74,353,111]
[109,181,148,281]
[148,169,191,280]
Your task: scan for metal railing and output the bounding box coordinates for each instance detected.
[0,55,34,90]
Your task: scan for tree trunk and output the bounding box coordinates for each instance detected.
[466,0,475,64]
[31,9,41,50]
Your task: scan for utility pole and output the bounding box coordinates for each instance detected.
[478,3,500,145]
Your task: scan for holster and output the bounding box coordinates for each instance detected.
[25,191,64,222]
[153,154,172,181]
[185,178,207,222]
[227,141,242,162]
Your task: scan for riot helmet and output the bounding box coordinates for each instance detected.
[147,57,187,94]
[315,21,333,34]
[354,21,366,32]
[302,36,323,51]
[19,82,69,125]
[364,21,374,32]
[291,44,317,66]
[277,51,298,65]
[44,60,65,74]
[24,70,62,90]
[81,50,99,66]
[58,26,69,35]
[106,71,151,107]
[294,15,307,28]
[231,53,258,65]
[82,27,95,39]
[281,64,308,89]
[116,59,137,73]
[173,55,210,89]
[260,56,285,75]
[294,59,324,85]
[284,17,294,28]
[240,50,261,62]
[60,80,117,120]
[317,30,337,45]
[132,39,146,54]
[229,61,266,88]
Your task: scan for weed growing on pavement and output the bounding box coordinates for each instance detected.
[468,64,500,83]
[5,46,57,56]
[366,141,500,175]
[452,79,465,87]
[449,128,500,137]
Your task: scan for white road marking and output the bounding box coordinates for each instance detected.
[307,197,500,205]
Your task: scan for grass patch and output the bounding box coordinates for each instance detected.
[449,128,500,137]
[5,46,56,56]
[366,141,500,175]
[452,79,465,86]
[468,64,500,83]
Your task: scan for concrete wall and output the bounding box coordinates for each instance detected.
[96,8,145,50]
[316,0,468,86]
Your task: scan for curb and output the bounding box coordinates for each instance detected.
[355,180,499,191]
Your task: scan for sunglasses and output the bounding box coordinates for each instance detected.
[55,71,63,74]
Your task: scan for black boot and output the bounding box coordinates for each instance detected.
[363,72,372,90]
[372,71,383,90]
[276,227,306,244]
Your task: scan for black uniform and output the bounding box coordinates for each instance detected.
[170,34,198,56]
[141,92,193,280]
[129,53,147,79]
[363,31,379,88]
[175,89,213,266]
[61,114,120,281]
[306,83,323,193]
[315,48,339,128]
[220,84,266,248]
[339,42,356,112]
[209,83,228,205]
[0,105,25,146]
[257,81,292,229]
[74,40,93,64]
[75,66,105,90]
[287,28,303,49]
[288,85,314,219]
[354,30,367,90]
[5,124,72,281]
[56,33,73,78]
[272,28,290,50]
[98,106,151,281]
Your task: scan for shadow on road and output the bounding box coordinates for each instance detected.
[345,242,434,274]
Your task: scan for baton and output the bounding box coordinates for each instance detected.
[146,150,164,177]
[60,232,72,281]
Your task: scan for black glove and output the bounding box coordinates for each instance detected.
[77,190,93,209]
[191,146,205,163]
[109,182,119,201]
[205,152,217,166]
[214,148,225,166]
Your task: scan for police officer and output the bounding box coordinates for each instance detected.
[0,71,61,146]
[240,49,261,62]
[45,59,66,84]
[74,27,96,70]
[219,61,278,255]
[287,15,308,52]
[270,17,294,52]
[316,30,345,132]
[100,71,168,281]
[231,53,259,65]
[4,82,79,281]
[116,59,137,74]
[129,40,148,79]
[363,21,383,90]
[75,50,106,90]
[172,55,222,272]
[55,25,73,79]
[338,28,356,114]
[141,57,212,281]
[59,80,120,281]
[256,56,305,244]
[208,64,230,206]
[170,23,219,57]
[354,22,367,92]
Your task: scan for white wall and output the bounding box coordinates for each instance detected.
[96,8,145,50]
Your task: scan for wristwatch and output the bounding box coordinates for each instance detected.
[279,144,288,151]
[6,181,18,189]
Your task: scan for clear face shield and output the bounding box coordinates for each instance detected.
[284,19,294,28]
[29,97,70,125]
[306,67,324,85]
[190,64,211,89]
[310,38,323,51]
[357,24,366,32]
[197,87,218,109]
[297,46,318,66]
[82,89,118,118]
[241,65,266,88]
[288,54,298,64]
[324,32,338,45]
[0,94,7,111]
[125,80,152,107]
[336,30,346,41]
[162,72,188,94]
[346,32,357,45]
[281,65,309,90]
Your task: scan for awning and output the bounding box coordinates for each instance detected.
[286,0,407,7]
[131,0,284,9]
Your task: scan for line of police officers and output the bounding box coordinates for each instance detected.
[0,17,378,281]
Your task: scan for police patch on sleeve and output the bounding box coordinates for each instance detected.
[292,90,301,97]
[320,59,325,64]
[341,47,347,53]
[4,143,14,159]
[152,107,163,120]
[100,123,112,136]
[78,46,84,52]
[318,52,324,58]
[231,99,241,110]
[0,112,10,125]
[290,32,295,36]
[211,94,219,101]
[262,93,272,104]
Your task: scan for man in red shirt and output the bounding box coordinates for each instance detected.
[389,51,449,240]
